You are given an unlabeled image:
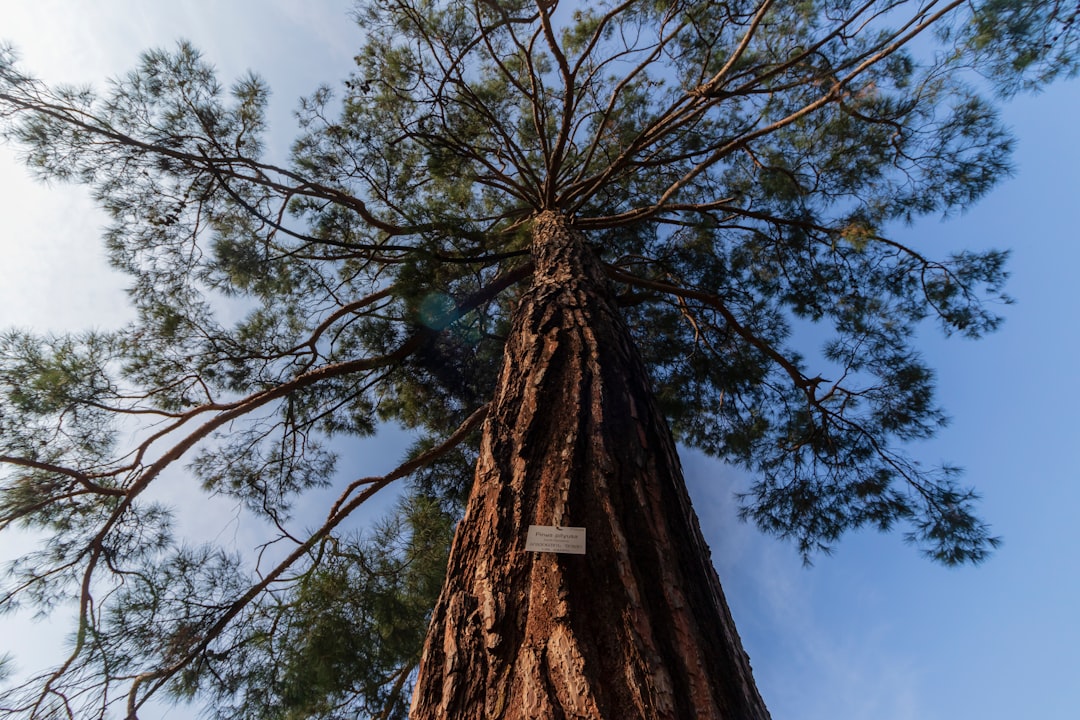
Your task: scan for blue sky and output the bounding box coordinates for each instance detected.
[1,3,1077,718]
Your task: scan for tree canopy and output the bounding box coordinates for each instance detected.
[0,0,1076,717]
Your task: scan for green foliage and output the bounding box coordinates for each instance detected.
[0,330,120,466]
[153,492,453,720]
[1,1,1076,717]
[267,494,453,720]
[952,0,1080,95]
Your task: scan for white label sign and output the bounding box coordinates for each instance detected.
[525,525,586,555]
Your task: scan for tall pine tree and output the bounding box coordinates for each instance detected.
[1,1,1076,718]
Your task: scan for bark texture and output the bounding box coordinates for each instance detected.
[410,212,770,720]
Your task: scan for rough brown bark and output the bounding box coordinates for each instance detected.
[410,211,770,720]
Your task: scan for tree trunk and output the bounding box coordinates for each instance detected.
[410,211,770,720]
